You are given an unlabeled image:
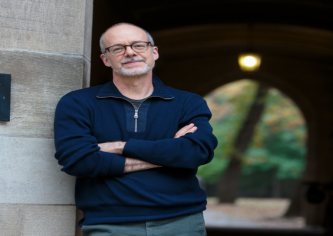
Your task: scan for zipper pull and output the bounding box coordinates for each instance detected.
[134,110,138,118]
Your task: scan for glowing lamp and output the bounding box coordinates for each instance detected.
[238,54,261,72]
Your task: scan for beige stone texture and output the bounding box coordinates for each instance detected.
[0,1,92,235]
[0,49,84,138]
[0,136,75,204]
[0,204,20,236]
[21,205,76,236]
[83,57,91,88]
[0,0,87,54]
[82,0,92,88]
[83,0,93,61]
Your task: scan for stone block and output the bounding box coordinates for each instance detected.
[0,0,87,54]
[0,49,84,138]
[0,204,20,236]
[21,205,76,236]
[0,136,75,204]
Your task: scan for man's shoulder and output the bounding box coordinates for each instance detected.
[165,86,210,116]
[61,84,105,101]
[56,84,108,110]
[165,86,204,102]
[153,75,203,102]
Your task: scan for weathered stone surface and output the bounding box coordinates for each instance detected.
[83,57,91,88]
[84,0,93,60]
[0,136,75,204]
[82,0,92,89]
[0,0,86,54]
[0,49,84,138]
[21,205,76,236]
[0,204,20,236]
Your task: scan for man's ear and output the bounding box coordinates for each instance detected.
[100,54,112,67]
[153,46,159,61]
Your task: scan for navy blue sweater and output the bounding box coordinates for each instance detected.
[54,76,217,226]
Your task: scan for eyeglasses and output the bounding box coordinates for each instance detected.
[105,42,152,56]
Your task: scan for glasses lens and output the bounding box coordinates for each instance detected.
[132,42,148,52]
[111,46,125,55]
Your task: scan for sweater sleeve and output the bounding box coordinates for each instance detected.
[122,94,218,169]
[54,94,125,178]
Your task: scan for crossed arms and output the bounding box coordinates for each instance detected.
[98,123,197,173]
[54,93,217,178]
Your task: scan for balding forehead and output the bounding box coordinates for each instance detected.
[103,24,148,43]
[106,24,146,37]
[111,23,144,31]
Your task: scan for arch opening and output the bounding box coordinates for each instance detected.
[198,79,308,228]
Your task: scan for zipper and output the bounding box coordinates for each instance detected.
[134,109,138,132]
[132,97,148,133]
[97,95,174,132]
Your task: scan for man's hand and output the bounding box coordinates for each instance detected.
[174,123,197,138]
[98,141,125,155]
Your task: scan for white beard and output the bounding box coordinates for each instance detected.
[111,56,155,76]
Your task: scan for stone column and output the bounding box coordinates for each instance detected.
[0,1,93,235]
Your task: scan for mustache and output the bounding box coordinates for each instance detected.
[120,57,146,64]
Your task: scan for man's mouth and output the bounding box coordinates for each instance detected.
[122,60,143,65]
[121,57,146,66]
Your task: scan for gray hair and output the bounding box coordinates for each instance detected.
[99,23,155,54]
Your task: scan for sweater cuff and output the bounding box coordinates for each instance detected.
[123,139,149,160]
[107,153,126,176]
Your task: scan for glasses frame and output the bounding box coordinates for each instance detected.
[105,41,152,55]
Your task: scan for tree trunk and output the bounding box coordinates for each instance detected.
[284,138,309,217]
[283,180,303,217]
[272,169,281,198]
[217,83,270,203]
[216,156,242,203]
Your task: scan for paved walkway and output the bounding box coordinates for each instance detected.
[204,210,259,227]
[204,199,305,228]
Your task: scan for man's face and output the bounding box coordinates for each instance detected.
[101,25,159,76]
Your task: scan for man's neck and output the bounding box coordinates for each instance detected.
[112,71,154,100]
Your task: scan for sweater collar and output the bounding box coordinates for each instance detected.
[97,75,174,99]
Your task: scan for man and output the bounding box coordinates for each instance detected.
[54,23,217,236]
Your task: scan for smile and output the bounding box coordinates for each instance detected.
[122,61,144,66]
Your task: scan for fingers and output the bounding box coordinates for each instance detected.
[179,123,195,134]
[173,123,197,138]
[174,124,193,138]
[189,126,197,133]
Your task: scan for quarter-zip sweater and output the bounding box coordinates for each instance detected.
[54,75,218,227]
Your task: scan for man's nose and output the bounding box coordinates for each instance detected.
[124,45,137,57]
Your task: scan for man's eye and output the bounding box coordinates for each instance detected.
[134,44,145,49]
[112,47,123,52]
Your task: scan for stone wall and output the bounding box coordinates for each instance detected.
[0,1,93,235]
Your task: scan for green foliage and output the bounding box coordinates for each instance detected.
[196,157,229,184]
[197,80,307,184]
